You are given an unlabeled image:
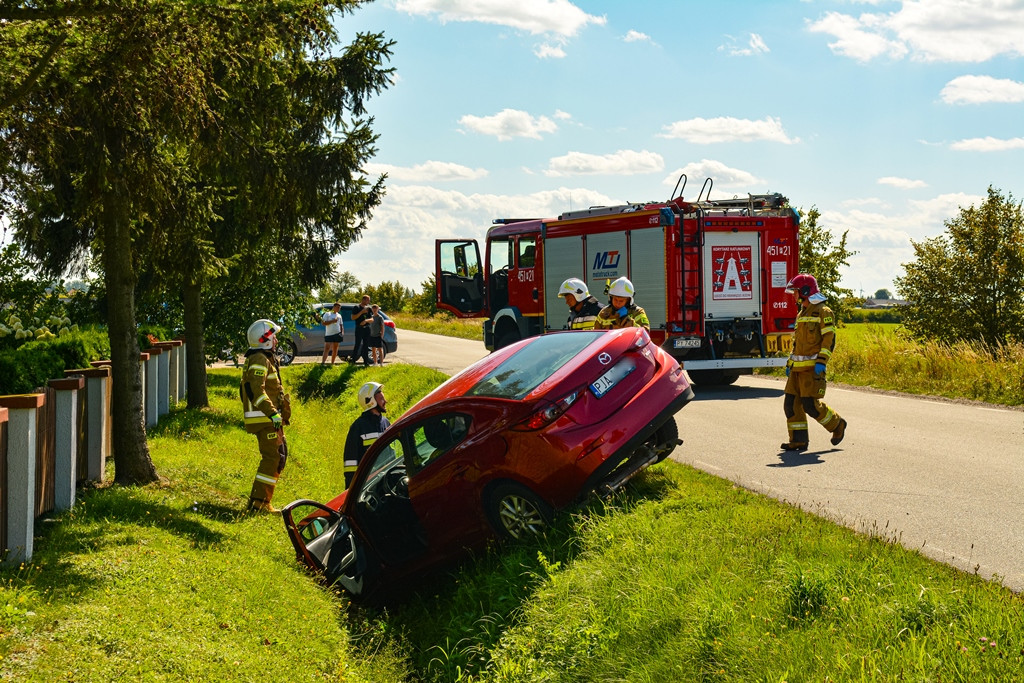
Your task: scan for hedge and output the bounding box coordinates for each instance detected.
[0,329,111,395]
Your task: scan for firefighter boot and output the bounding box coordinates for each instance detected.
[248,499,281,514]
[780,441,809,452]
[830,418,848,446]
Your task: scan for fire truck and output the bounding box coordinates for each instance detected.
[435,177,800,385]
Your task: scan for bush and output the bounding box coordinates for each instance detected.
[0,329,111,395]
[844,307,905,324]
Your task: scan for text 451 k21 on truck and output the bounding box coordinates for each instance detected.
[435,175,800,385]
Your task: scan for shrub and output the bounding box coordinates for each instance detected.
[0,329,111,395]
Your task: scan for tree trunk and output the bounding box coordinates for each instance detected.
[104,206,160,485]
[182,280,209,408]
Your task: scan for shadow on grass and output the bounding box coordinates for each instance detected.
[146,404,239,438]
[291,362,361,401]
[346,467,680,680]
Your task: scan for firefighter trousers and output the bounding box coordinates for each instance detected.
[783,371,842,445]
[249,426,288,505]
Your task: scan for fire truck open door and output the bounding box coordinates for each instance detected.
[702,231,761,320]
[436,239,486,317]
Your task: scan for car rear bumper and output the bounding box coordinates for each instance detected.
[581,381,695,496]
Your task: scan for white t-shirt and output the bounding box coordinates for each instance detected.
[322,310,342,336]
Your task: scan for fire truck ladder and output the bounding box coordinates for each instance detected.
[675,175,708,335]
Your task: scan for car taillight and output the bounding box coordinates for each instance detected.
[384,321,396,329]
[512,390,580,431]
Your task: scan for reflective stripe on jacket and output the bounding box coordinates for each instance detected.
[788,300,836,371]
[343,411,391,483]
[239,350,283,433]
[595,303,650,331]
[567,296,603,330]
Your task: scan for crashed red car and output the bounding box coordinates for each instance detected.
[282,327,694,599]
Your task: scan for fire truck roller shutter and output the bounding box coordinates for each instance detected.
[543,236,585,331]
[627,226,668,330]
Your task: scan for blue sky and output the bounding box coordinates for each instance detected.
[337,0,1024,298]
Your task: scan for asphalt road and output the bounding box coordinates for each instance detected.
[386,329,1024,593]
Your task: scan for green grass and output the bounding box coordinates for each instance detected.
[2,363,1022,682]
[390,312,485,342]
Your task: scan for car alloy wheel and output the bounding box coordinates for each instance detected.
[488,483,551,540]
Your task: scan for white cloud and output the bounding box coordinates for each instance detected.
[807,1,1024,63]
[336,183,618,288]
[720,32,770,56]
[553,109,572,120]
[364,161,488,182]
[662,159,763,193]
[820,191,984,291]
[624,29,653,44]
[941,75,1024,104]
[950,136,1024,152]
[459,109,559,141]
[534,42,566,59]
[393,0,606,38]
[544,149,664,177]
[878,176,928,189]
[659,116,798,144]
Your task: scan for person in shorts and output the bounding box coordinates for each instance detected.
[368,304,385,366]
[320,302,343,365]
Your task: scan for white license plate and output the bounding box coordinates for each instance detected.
[673,337,701,349]
[590,359,636,398]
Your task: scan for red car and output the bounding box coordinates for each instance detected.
[282,327,694,599]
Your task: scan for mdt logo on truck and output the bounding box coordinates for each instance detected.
[592,250,621,278]
[435,172,801,386]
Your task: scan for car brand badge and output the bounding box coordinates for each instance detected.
[598,352,611,365]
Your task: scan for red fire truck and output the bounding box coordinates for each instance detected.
[435,179,800,385]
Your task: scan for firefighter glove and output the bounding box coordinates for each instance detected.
[814,362,826,376]
[270,413,283,429]
[616,306,628,317]
[785,362,792,377]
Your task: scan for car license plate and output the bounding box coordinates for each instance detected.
[590,359,636,398]
[673,337,701,349]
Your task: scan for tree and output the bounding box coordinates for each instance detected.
[874,289,892,300]
[405,275,439,316]
[1,1,392,483]
[797,206,857,321]
[363,280,412,312]
[319,270,363,303]
[895,186,1024,346]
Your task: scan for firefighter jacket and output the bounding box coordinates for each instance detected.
[343,410,391,485]
[788,299,836,372]
[567,296,603,330]
[239,349,284,434]
[595,303,650,331]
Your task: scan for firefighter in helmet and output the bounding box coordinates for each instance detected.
[557,277,603,330]
[343,382,390,488]
[781,274,847,451]
[595,276,650,331]
[239,318,290,513]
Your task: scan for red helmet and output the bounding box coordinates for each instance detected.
[785,273,819,298]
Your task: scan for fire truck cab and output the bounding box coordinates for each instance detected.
[436,179,800,385]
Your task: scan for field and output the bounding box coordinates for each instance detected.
[1,362,1022,682]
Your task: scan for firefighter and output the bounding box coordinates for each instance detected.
[239,318,291,513]
[557,277,603,330]
[595,276,650,331]
[343,382,390,488]
[781,274,848,451]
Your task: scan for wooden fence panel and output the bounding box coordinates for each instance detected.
[0,408,8,552]
[36,389,56,518]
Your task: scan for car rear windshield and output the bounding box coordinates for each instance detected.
[465,332,604,400]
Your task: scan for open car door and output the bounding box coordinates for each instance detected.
[281,500,376,597]
[436,239,487,317]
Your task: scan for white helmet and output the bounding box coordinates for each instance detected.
[558,278,589,299]
[607,276,635,300]
[357,382,384,412]
[247,319,281,350]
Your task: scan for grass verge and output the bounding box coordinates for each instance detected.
[1,363,1021,682]
[390,312,484,342]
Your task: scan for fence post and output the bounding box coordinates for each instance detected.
[164,340,182,407]
[48,376,84,512]
[142,351,157,428]
[177,338,188,401]
[149,346,170,418]
[0,394,45,565]
[71,366,111,483]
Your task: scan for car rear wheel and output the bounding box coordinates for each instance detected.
[487,483,551,540]
[651,418,680,463]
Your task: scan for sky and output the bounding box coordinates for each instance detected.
[330,0,1024,299]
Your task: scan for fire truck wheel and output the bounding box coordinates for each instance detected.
[495,329,521,350]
